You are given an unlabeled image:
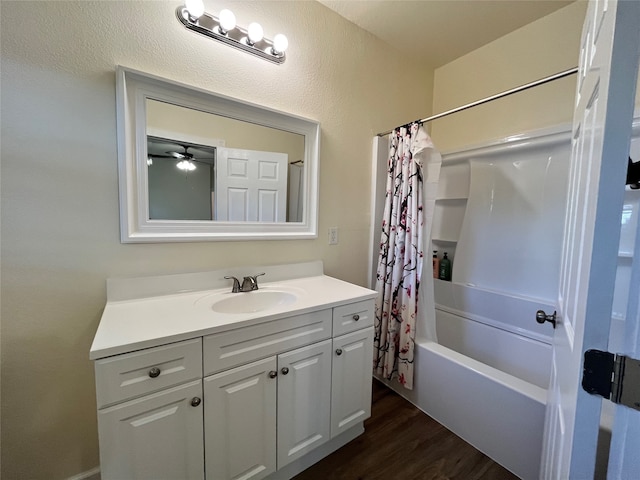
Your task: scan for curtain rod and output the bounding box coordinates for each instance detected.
[376,67,579,137]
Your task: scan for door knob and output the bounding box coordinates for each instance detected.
[190,397,201,407]
[536,310,557,329]
[335,348,343,356]
[268,370,278,379]
[281,367,289,375]
[148,367,161,378]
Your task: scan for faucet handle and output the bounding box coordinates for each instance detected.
[251,272,266,289]
[224,276,241,293]
[242,273,265,291]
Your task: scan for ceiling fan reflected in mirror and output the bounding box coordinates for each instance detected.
[147,137,216,172]
[150,146,197,171]
[172,147,197,171]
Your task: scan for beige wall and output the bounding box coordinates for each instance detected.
[147,99,306,161]
[431,1,588,152]
[0,1,433,478]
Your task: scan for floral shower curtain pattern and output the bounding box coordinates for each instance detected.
[374,123,439,390]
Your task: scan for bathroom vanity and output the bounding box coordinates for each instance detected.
[90,262,377,480]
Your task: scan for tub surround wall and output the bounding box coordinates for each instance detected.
[435,125,571,302]
[430,125,570,335]
[0,2,434,478]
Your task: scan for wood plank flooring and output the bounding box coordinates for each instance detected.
[293,380,519,480]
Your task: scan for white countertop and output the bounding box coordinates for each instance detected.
[90,273,377,360]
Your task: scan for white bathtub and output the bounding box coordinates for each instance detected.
[378,288,552,480]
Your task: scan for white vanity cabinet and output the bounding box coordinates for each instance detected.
[276,339,333,468]
[91,267,377,480]
[204,339,334,480]
[330,301,375,438]
[331,327,375,437]
[95,339,205,480]
[204,356,278,479]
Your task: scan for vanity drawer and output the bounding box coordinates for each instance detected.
[332,300,375,336]
[203,309,332,375]
[95,338,202,409]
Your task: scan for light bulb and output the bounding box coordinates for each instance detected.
[247,22,264,44]
[177,160,196,172]
[218,9,236,33]
[272,34,288,54]
[184,0,204,19]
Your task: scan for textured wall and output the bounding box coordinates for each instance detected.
[0,1,433,478]
[431,1,588,152]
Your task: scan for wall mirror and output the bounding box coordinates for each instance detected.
[116,66,320,242]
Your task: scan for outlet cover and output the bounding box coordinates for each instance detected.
[328,227,339,245]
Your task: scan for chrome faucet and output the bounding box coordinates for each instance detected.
[224,273,266,293]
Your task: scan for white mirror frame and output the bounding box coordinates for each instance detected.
[116,66,320,242]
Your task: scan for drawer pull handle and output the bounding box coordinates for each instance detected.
[268,370,278,379]
[148,367,161,378]
[281,367,289,375]
[353,314,360,321]
[191,397,201,407]
[336,348,343,356]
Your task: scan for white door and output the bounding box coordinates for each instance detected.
[97,380,204,480]
[216,147,288,222]
[277,339,332,469]
[204,357,277,480]
[541,1,640,478]
[331,327,374,438]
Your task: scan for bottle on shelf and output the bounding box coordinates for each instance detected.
[439,252,452,281]
[432,251,440,279]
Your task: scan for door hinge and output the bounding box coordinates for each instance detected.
[582,349,640,412]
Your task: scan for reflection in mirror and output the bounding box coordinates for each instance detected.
[147,136,216,220]
[146,99,305,223]
[116,66,319,242]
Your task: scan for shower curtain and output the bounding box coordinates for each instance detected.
[374,123,441,389]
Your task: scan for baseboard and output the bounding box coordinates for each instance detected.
[67,467,100,480]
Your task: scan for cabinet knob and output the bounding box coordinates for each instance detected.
[268,370,278,379]
[190,397,201,407]
[148,367,161,378]
[352,314,360,321]
[336,348,343,356]
[281,367,289,375]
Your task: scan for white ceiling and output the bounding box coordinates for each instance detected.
[317,0,575,67]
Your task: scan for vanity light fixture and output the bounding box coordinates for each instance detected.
[176,0,288,64]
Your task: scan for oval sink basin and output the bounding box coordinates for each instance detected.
[210,290,297,314]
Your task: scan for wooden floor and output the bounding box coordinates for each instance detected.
[293,380,518,480]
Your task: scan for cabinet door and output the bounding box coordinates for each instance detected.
[204,356,277,480]
[277,339,332,468]
[331,327,374,438]
[98,380,204,480]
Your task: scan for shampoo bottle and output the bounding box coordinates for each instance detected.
[432,251,440,278]
[439,252,452,281]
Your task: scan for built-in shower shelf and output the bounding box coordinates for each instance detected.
[435,197,468,202]
[432,198,466,245]
[432,238,458,244]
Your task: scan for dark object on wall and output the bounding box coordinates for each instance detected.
[627,157,640,189]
